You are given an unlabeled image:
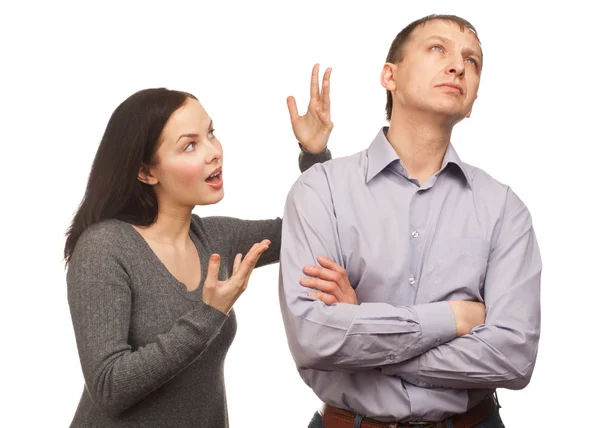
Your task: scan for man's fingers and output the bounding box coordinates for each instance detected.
[310,258,352,293]
[300,277,343,301]
[308,291,338,306]
[287,96,299,122]
[316,256,344,272]
[310,63,320,101]
[304,263,345,283]
[300,277,335,292]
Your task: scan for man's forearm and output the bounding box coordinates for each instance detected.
[383,189,542,390]
[382,319,539,390]
[280,169,464,372]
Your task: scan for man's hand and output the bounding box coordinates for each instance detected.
[448,301,486,336]
[300,256,357,305]
[287,64,333,154]
[299,255,485,335]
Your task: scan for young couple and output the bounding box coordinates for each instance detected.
[66,14,540,428]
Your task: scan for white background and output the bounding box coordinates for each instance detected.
[1,1,598,427]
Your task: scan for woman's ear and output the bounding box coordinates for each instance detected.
[137,163,158,185]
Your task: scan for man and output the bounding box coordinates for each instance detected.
[279,14,541,428]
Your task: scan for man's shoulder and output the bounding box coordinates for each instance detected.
[287,151,366,202]
[463,162,509,194]
[462,162,529,214]
[298,150,367,183]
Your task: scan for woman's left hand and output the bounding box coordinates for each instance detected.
[287,64,333,154]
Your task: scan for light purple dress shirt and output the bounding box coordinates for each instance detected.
[278,127,542,422]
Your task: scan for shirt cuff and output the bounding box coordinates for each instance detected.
[413,301,456,353]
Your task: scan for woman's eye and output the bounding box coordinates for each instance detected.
[184,142,196,152]
[208,128,216,139]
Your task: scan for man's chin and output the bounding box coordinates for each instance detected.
[424,106,470,125]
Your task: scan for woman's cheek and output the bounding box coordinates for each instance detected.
[177,160,206,183]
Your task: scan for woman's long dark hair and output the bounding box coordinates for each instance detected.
[64,88,197,265]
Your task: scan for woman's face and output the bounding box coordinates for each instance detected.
[142,98,224,209]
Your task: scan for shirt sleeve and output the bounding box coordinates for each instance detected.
[195,145,332,268]
[382,187,542,390]
[279,165,457,371]
[67,228,229,417]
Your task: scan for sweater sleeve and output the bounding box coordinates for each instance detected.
[66,224,229,417]
[193,145,332,268]
[298,144,332,173]
[198,216,283,268]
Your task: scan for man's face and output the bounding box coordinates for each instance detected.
[385,20,482,122]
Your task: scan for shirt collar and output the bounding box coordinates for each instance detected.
[441,142,472,188]
[365,127,472,188]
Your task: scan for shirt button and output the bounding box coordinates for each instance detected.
[408,277,416,285]
[411,231,419,238]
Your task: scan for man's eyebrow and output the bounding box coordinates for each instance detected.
[425,35,482,59]
[425,35,451,44]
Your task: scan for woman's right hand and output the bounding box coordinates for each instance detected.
[202,239,271,314]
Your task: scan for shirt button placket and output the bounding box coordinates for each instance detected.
[408,190,425,301]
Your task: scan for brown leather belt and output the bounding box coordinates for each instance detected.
[322,396,497,428]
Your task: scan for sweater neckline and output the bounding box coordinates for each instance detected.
[121,219,208,302]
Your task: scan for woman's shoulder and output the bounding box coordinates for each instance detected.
[77,218,132,249]
[69,219,136,270]
[190,213,235,236]
[67,219,136,286]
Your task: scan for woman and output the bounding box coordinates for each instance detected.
[64,65,332,427]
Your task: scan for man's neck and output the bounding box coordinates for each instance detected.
[386,111,454,185]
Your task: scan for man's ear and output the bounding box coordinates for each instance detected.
[380,62,398,92]
[137,163,158,185]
